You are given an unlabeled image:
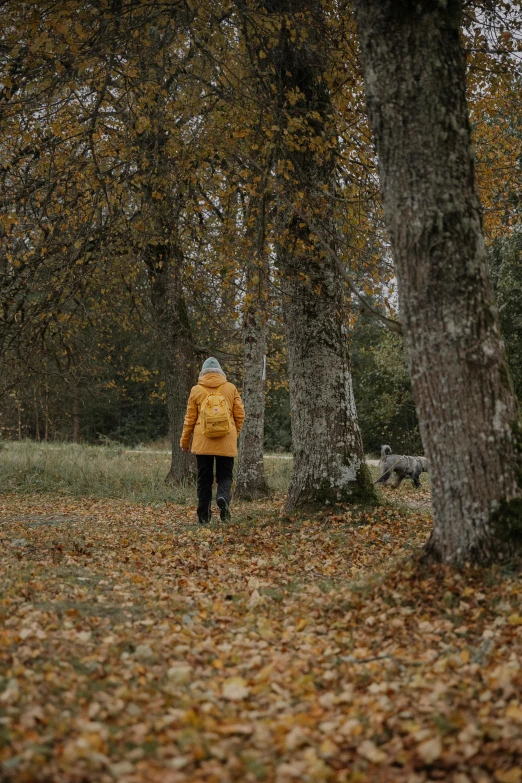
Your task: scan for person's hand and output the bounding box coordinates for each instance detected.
[182,446,190,453]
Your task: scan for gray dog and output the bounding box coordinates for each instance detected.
[417,456,429,473]
[376,445,423,488]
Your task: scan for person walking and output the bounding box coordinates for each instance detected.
[180,357,245,524]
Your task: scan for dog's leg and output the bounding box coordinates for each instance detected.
[390,472,402,488]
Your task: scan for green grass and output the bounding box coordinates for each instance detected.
[0,441,188,503]
[263,453,292,491]
[0,441,293,503]
[0,442,431,509]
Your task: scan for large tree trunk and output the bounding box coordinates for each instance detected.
[147,243,197,484]
[236,196,270,500]
[262,0,374,512]
[280,221,373,511]
[130,27,198,485]
[72,390,81,443]
[353,0,522,563]
[33,389,40,441]
[44,385,50,442]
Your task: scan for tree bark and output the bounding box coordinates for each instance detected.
[353,0,522,563]
[129,30,199,485]
[236,195,270,499]
[72,390,81,443]
[43,383,50,442]
[147,242,197,484]
[261,0,375,511]
[280,223,373,511]
[34,389,40,441]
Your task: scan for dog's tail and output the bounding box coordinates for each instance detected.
[380,444,392,459]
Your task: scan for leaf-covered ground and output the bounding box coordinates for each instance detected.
[1,484,522,783]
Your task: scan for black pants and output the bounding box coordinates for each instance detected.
[196,455,234,521]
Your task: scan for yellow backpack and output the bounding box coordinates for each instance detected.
[199,384,231,438]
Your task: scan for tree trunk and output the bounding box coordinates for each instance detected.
[353,0,522,563]
[147,242,197,484]
[280,225,373,511]
[165,326,196,485]
[43,385,50,442]
[236,195,270,499]
[261,0,375,512]
[72,391,81,443]
[34,389,40,441]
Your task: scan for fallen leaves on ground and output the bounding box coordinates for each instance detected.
[1,486,521,783]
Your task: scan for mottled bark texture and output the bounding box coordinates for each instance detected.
[265,0,374,511]
[146,242,197,484]
[236,197,270,499]
[130,22,198,485]
[353,0,522,563]
[72,391,81,444]
[281,232,373,511]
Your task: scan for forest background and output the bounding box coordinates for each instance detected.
[1,0,520,465]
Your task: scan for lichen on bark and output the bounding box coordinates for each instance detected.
[255,0,375,513]
[236,194,270,501]
[353,0,522,564]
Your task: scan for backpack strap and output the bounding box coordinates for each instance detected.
[198,383,225,396]
[215,384,229,411]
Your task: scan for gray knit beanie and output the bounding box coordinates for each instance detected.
[199,357,224,377]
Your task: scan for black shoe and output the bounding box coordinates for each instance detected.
[217,497,230,521]
[197,515,211,525]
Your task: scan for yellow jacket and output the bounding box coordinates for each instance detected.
[180,372,246,457]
